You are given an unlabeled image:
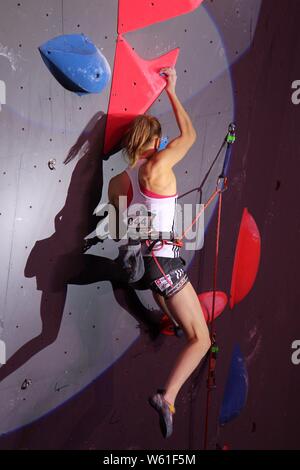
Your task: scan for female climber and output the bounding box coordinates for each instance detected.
[108,67,211,438]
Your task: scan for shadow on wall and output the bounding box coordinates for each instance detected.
[0,112,162,384]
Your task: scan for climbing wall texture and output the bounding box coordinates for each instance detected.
[0,0,299,450]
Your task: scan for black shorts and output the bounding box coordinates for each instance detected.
[141,256,189,299]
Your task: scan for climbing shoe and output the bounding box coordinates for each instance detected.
[148,389,176,438]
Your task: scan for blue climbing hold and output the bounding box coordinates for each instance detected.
[38,34,111,95]
[219,344,249,425]
[158,136,169,151]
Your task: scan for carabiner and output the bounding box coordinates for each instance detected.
[216,175,228,193]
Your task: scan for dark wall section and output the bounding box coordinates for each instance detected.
[201,0,300,450]
[216,0,300,450]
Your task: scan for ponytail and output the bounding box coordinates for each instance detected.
[122,115,162,167]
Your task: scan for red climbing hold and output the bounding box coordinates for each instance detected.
[230,208,261,309]
[118,0,204,34]
[160,314,176,336]
[198,291,228,323]
[222,444,230,451]
[104,36,179,155]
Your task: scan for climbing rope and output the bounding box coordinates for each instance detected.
[203,184,223,450]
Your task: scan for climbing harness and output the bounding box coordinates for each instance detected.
[145,123,236,291]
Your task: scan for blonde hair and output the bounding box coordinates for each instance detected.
[122,115,162,167]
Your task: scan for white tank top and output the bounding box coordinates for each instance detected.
[125,159,180,258]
